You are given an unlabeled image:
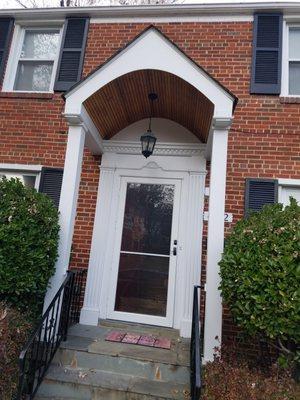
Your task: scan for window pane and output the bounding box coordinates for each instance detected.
[23,175,36,188]
[14,61,53,91]
[121,183,175,255]
[115,254,169,316]
[289,62,300,95]
[2,173,36,188]
[21,30,60,59]
[289,28,300,59]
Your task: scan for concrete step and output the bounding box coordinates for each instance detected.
[37,365,190,399]
[54,347,189,383]
[37,323,191,400]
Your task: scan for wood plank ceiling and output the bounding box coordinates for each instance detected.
[84,69,214,142]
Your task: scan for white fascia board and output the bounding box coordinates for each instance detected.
[0,163,43,172]
[1,3,300,21]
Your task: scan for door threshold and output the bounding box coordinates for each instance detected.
[99,319,180,336]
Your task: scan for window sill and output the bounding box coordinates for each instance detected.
[0,92,54,100]
[279,96,300,104]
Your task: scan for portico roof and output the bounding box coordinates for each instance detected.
[64,26,237,143]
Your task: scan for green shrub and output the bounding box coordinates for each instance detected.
[0,178,59,316]
[219,199,300,363]
[0,302,32,400]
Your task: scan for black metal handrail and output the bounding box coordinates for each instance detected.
[16,269,86,400]
[190,285,202,400]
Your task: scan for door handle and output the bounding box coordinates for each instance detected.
[173,247,177,256]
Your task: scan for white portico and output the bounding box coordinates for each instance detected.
[44,26,236,362]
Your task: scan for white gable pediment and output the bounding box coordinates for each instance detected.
[65,27,235,119]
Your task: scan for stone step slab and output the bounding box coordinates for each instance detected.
[37,365,191,400]
[54,347,190,383]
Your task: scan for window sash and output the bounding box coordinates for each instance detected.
[0,171,39,189]
[286,24,300,96]
[5,25,62,93]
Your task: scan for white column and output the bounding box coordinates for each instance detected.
[204,118,231,361]
[80,166,115,325]
[179,171,205,337]
[43,124,86,310]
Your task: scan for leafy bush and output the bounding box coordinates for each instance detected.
[219,199,300,363]
[0,178,59,316]
[203,346,299,400]
[0,302,32,400]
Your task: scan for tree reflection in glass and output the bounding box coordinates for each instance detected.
[115,183,175,317]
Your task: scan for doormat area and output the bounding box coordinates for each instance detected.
[105,331,171,349]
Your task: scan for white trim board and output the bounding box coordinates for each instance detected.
[90,15,254,23]
[278,178,300,186]
[0,163,43,172]
[2,3,300,21]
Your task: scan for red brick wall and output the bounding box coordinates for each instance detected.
[1,21,299,341]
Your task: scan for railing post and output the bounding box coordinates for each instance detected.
[190,285,202,400]
[16,270,84,400]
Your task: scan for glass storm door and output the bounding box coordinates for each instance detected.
[108,177,181,327]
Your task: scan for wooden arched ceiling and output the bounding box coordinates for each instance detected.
[83,69,214,142]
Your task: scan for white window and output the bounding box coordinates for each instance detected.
[278,179,300,206]
[0,165,41,190]
[3,26,62,93]
[288,27,300,95]
[282,23,300,96]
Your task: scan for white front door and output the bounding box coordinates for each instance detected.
[107,176,181,327]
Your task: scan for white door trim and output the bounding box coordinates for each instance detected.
[106,176,182,327]
[80,141,206,337]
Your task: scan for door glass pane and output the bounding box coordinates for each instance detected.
[121,183,175,255]
[115,182,176,317]
[289,28,300,59]
[21,30,60,59]
[289,62,300,95]
[115,254,169,316]
[14,61,53,91]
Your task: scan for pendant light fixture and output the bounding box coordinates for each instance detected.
[140,92,158,158]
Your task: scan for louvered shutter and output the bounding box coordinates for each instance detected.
[39,167,64,208]
[0,18,14,83]
[245,178,278,216]
[250,13,283,94]
[54,17,89,92]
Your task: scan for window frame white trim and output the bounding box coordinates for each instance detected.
[281,20,300,98]
[278,178,300,205]
[0,163,42,190]
[2,23,63,94]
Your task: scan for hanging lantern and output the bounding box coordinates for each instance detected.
[140,93,157,158]
[141,129,157,158]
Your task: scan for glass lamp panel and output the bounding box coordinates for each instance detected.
[121,183,175,255]
[21,30,60,59]
[115,253,169,316]
[289,28,300,59]
[289,62,300,95]
[14,61,53,91]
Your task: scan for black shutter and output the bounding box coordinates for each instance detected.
[39,167,64,208]
[245,178,278,216]
[54,17,89,92]
[0,18,14,83]
[250,13,283,94]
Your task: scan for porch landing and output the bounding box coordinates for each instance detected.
[37,321,191,399]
